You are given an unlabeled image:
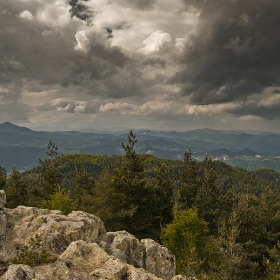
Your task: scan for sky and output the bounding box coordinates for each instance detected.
[0,0,280,132]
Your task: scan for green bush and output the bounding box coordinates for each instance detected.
[8,235,57,265]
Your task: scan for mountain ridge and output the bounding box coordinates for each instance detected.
[1,122,280,172]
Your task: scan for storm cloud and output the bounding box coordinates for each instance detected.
[172,0,280,106]
[0,0,279,131]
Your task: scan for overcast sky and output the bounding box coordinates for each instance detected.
[1,0,280,132]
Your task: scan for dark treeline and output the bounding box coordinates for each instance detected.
[1,131,280,279]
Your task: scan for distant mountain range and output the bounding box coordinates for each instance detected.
[1,122,280,172]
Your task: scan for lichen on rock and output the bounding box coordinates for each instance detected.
[0,190,177,280]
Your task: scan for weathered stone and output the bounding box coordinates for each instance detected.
[126,266,162,280]
[0,191,6,210]
[0,207,106,260]
[141,238,176,280]
[1,201,176,280]
[1,241,164,280]
[59,240,109,270]
[171,275,187,280]
[91,257,129,280]
[1,264,34,280]
[99,231,146,268]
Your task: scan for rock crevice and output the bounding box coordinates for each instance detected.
[0,190,176,280]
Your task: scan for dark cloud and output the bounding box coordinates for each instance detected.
[1,0,280,131]
[227,102,280,121]
[142,57,166,68]
[171,0,280,105]
[0,1,129,97]
[105,28,113,39]
[61,32,129,88]
[181,0,206,11]
[68,0,94,21]
[114,0,157,11]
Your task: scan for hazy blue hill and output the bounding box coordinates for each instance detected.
[0,122,47,146]
[0,146,45,171]
[194,148,262,160]
[235,148,262,157]
[136,129,280,156]
[1,122,280,172]
[139,139,186,151]
[0,122,35,134]
[194,148,236,159]
[225,157,280,172]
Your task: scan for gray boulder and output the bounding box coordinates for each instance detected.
[0,202,177,280]
[0,190,6,210]
[141,239,176,280]
[0,206,106,260]
[1,265,34,280]
[99,231,146,268]
[99,231,176,280]
[1,240,163,280]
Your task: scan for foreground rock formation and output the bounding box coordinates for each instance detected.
[0,190,177,280]
[0,191,5,210]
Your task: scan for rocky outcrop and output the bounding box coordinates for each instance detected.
[3,242,164,280]
[99,231,146,268]
[141,239,176,280]
[0,190,6,210]
[0,206,106,261]
[4,240,162,280]
[0,190,177,280]
[99,232,176,280]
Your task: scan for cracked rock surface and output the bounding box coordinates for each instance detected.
[0,190,176,280]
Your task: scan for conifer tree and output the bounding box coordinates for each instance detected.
[176,148,198,210]
[195,155,220,234]
[93,130,151,239]
[0,165,6,190]
[5,166,28,208]
[72,169,95,212]
[209,211,260,280]
[30,140,62,207]
[222,171,275,278]
[93,159,138,230]
[235,171,259,243]
[152,164,174,228]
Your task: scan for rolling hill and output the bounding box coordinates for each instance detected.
[1,122,280,171]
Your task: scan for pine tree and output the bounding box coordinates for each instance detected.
[177,151,220,234]
[0,165,6,190]
[228,171,271,278]
[176,148,198,210]
[30,140,62,207]
[209,211,259,280]
[93,130,151,239]
[72,169,95,212]
[93,159,138,230]
[152,164,174,228]
[5,166,28,208]
[195,155,220,234]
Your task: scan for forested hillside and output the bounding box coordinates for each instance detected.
[1,132,280,279]
[2,122,280,172]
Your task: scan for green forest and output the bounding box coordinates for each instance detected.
[1,131,280,279]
